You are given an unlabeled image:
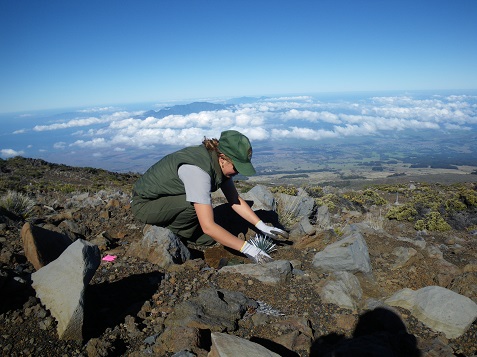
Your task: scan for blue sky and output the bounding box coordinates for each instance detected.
[1,0,476,113]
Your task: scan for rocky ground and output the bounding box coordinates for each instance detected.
[0,157,477,356]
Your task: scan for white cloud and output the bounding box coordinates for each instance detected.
[363,95,475,125]
[32,111,137,132]
[237,127,270,141]
[54,142,67,149]
[444,123,471,130]
[334,124,374,137]
[34,117,102,131]
[19,93,476,159]
[446,95,477,101]
[271,127,338,140]
[1,148,25,158]
[77,106,119,113]
[267,95,313,102]
[70,138,108,148]
[280,109,341,124]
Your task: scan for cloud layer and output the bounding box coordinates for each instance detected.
[2,92,476,170]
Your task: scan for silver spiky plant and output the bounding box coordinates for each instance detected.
[248,234,277,254]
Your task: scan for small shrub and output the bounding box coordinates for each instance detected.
[414,219,426,231]
[445,197,467,212]
[270,185,298,196]
[333,226,344,237]
[315,193,340,212]
[386,204,418,222]
[414,211,452,232]
[459,187,477,207]
[0,190,35,218]
[466,225,477,232]
[57,184,77,193]
[426,211,452,231]
[413,192,440,212]
[303,185,323,198]
[343,189,387,207]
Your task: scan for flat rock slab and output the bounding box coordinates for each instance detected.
[385,285,477,338]
[209,332,280,357]
[219,260,292,284]
[31,239,100,340]
[312,231,372,275]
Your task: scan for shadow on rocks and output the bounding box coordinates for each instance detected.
[215,201,290,246]
[310,308,421,357]
[250,337,300,357]
[0,269,35,314]
[83,271,163,340]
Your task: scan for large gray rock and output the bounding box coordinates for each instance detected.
[312,230,372,275]
[241,185,276,211]
[31,239,100,340]
[153,326,205,356]
[276,193,315,220]
[21,222,73,270]
[219,260,292,285]
[319,271,363,310]
[385,286,477,338]
[209,332,280,357]
[164,288,258,332]
[126,225,190,268]
[315,205,332,229]
[289,217,316,239]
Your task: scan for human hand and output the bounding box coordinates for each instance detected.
[240,241,273,264]
[255,220,289,239]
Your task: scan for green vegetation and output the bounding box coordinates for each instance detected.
[458,186,477,206]
[315,193,341,212]
[279,174,310,179]
[270,185,299,196]
[383,182,477,231]
[414,212,452,232]
[342,189,387,207]
[2,157,476,233]
[386,204,418,222]
[304,181,476,232]
[303,185,323,198]
[0,156,139,194]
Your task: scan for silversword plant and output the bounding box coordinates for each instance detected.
[248,234,277,254]
[0,190,35,218]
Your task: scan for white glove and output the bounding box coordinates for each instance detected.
[255,220,289,239]
[240,241,273,264]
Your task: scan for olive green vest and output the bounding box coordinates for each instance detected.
[133,145,224,199]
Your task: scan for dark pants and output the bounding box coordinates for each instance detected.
[131,194,214,245]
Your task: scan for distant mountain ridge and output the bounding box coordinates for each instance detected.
[135,102,235,119]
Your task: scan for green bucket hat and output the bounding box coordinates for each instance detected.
[218,130,256,176]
